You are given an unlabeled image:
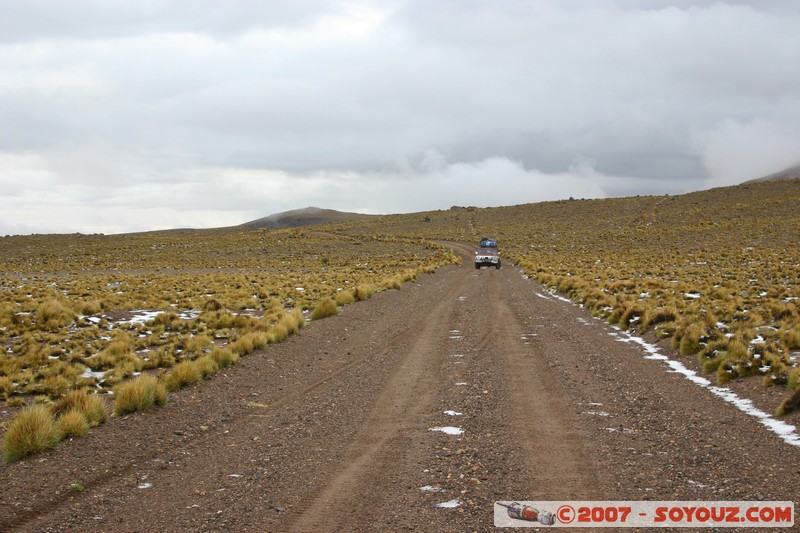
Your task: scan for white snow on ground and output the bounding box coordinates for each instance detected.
[436,498,462,508]
[420,485,446,493]
[443,410,463,416]
[429,426,464,435]
[534,283,800,447]
[127,310,162,324]
[610,326,800,447]
[125,309,201,325]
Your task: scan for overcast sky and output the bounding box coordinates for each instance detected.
[2,0,799,235]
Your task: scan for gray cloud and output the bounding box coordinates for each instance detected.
[1,0,799,234]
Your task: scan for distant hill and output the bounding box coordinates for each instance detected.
[240,207,376,230]
[745,163,800,183]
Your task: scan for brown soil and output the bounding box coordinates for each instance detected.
[1,244,798,532]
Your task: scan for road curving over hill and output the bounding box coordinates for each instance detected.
[1,244,798,531]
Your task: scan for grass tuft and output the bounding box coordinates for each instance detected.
[230,332,268,356]
[55,408,90,438]
[36,300,74,329]
[163,361,202,391]
[335,290,356,306]
[52,390,108,428]
[2,405,61,463]
[113,374,168,415]
[310,297,339,320]
[311,297,339,320]
[194,355,219,379]
[776,390,800,417]
[353,284,376,301]
[210,347,237,368]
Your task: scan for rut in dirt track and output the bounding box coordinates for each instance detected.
[2,244,798,532]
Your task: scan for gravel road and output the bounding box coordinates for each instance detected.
[1,244,798,532]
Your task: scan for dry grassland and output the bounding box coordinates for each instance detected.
[330,179,800,414]
[0,228,458,459]
[2,179,798,461]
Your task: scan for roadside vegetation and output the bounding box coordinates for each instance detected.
[331,179,800,415]
[2,179,797,461]
[0,229,458,460]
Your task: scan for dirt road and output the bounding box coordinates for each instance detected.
[1,244,798,532]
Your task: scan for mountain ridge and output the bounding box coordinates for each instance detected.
[239,207,376,230]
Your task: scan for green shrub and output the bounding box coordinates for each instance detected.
[114,374,168,415]
[310,297,338,320]
[2,405,61,463]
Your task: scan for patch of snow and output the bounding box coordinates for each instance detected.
[429,426,464,436]
[684,292,701,299]
[421,485,446,493]
[436,498,462,508]
[138,483,152,489]
[582,411,611,417]
[548,291,573,304]
[81,370,106,380]
[611,330,800,447]
[443,410,463,416]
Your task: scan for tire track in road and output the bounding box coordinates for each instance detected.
[483,269,601,500]
[320,262,605,531]
[286,260,474,532]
